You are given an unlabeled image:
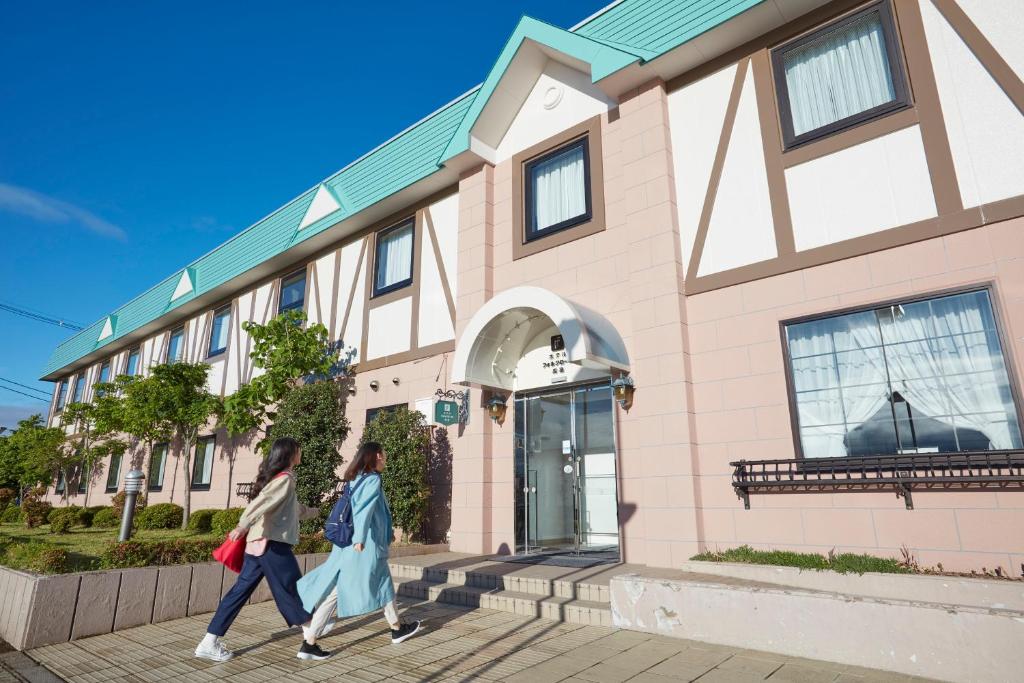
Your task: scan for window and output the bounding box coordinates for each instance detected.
[55,471,65,494]
[105,452,123,493]
[278,269,306,314]
[55,379,69,413]
[125,347,140,376]
[148,443,168,491]
[78,465,88,494]
[167,326,185,363]
[191,436,215,490]
[373,220,414,297]
[208,305,231,357]
[783,289,1024,459]
[95,361,111,396]
[71,373,87,404]
[524,137,592,242]
[366,403,405,424]
[772,1,910,149]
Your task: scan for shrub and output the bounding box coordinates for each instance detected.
[211,508,244,537]
[99,538,221,569]
[361,407,430,541]
[21,488,52,529]
[49,506,82,534]
[136,503,183,530]
[293,534,332,555]
[187,509,217,533]
[0,488,15,509]
[92,507,120,528]
[1,541,69,574]
[79,506,106,528]
[690,545,911,575]
[1,505,23,524]
[111,490,147,519]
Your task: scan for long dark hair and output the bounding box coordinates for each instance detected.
[252,437,300,498]
[343,441,382,482]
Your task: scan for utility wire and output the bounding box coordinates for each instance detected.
[0,376,51,399]
[0,384,49,403]
[0,301,84,331]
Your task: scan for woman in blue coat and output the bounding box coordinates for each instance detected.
[297,442,421,654]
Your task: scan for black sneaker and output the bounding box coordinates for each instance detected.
[391,620,422,644]
[296,641,331,661]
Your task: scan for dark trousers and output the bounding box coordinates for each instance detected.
[208,541,311,636]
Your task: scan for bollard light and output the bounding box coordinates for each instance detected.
[118,469,146,542]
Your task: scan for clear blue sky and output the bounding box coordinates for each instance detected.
[0,0,601,429]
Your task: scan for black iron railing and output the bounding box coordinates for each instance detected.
[236,482,255,502]
[730,451,1024,510]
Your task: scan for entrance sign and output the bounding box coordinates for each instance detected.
[435,399,460,426]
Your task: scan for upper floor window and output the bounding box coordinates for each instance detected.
[278,269,306,314]
[373,219,414,297]
[124,347,140,376]
[71,373,87,404]
[208,305,231,357]
[772,1,910,149]
[167,326,185,363]
[784,289,1024,459]
[525,137,592,242]
[95,361,111,396]
[191,435,215,490]
[55,379,69,413]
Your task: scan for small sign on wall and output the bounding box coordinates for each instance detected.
[434,399,460,426]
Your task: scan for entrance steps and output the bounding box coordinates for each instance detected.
[389,552,630,626]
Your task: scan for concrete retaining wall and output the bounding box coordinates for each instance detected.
[610,571,1024,683]
[0,543,446,650]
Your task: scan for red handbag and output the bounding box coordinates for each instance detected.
[213,534,246,573]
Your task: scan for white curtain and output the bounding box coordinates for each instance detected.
[376,224,413,291]
[532,145,586,232]
[193,441,214,485]
[783,12,895,136]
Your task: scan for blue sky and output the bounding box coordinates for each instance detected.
[0,0,601,429]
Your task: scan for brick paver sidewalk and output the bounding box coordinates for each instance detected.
[17,598,935,682]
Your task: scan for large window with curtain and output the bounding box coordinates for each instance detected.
[191,436,215,490]
[784,289,1024,459]
[167,326,185,363]
[373,219,415,297]
[207,305,231,357]
[105,452,123,493]
[278,269,306,314]
[124,347,140,376]
[524,137,592,241]
[148,443,168,491]
[772,1,910,149]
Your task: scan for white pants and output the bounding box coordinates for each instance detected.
[310,588,400,637]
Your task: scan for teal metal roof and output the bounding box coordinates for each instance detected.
[42,0,766,380]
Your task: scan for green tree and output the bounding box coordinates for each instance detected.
[267,381,350,516]
[361,407,430,542]
[2,415,66,496]
[113,373,173,491]
[59,391,125,507]
[149,362,220,528]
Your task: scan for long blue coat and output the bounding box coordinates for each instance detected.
[297,472,395,618]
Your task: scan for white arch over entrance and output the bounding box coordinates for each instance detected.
[451,286,629,390]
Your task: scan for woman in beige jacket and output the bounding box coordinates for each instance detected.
[195,436,323,662]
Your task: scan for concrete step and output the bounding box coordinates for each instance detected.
[394,577,612,626]
[388,557,613,605]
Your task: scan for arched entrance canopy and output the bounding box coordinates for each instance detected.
[451,286,629,390]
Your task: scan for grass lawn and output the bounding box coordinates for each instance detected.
[691,545,911,575]
[0,523,219,572]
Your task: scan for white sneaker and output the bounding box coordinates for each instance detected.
[195,637,234,662]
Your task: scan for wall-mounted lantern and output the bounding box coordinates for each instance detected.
[486,394,508,425]
[611,375,635,411]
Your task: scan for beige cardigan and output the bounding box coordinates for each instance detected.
[237,471,319,546]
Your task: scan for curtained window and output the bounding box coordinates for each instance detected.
[72,373,86,404]
[55,378,68,412]
[167,327,185,363]
[525,137,591,241]
[148,443,168,491]
[773,2,909,148]
[191,436,215,489]
[105,452,123,493]
[373,220,414,296]
[124,347,140,376]
[208,305,231,357]
[278,269,307,315]
[785,289,1024,458]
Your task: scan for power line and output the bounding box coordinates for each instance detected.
[0,384,49,403]
[0,376,51,399]
[0,302,84,331]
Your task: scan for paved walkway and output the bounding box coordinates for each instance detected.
[13,599,933,682]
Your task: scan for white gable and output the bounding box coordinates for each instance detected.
[98,316,114,341]
[493,60,614,162]
[299,184,342,229]
[172,270,194,301]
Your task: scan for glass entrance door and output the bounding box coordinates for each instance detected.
[514,383,619,555]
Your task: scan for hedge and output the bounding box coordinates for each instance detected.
[22,490,52,529]
[211,508,244,537]
[1,505,23,524]
[49,507,82,534]
[136,503,183,530]
[80,506,107,528]
[99,538,221,569]
[92,507,120,528]
[1,541,69,574]
[187,509,217,533]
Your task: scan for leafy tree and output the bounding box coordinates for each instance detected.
[361,407,431,542]
[149,362,220,528]
[113,373,173,491]
[59,392,124,506]
[266,380,349,520]
[2,416,66,496]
